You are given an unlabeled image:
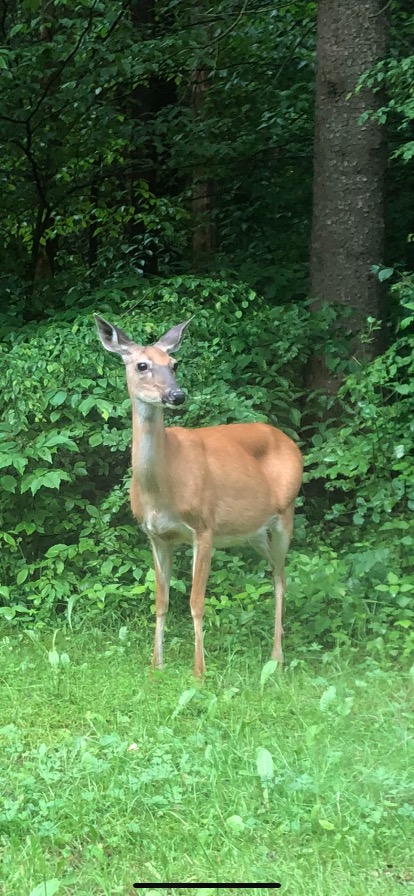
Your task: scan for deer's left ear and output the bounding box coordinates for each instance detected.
[94,314,133,356]
[154,319,192,354]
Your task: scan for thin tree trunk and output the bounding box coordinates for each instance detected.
[309,0,388,392]
[128,0,177,275]
[191,66,215,266]
[32,1,58,288]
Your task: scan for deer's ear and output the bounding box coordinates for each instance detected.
[154,319,192,354]
[94,315,133,355]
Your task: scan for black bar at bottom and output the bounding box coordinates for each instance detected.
[133,885,281,890]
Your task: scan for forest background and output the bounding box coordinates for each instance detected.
[0,0,412,652]
[1,2,414,894]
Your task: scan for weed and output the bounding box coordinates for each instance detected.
[1,628,413,895]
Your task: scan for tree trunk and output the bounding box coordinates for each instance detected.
[128,0,177,275]
[191,66,215,267]
[309,0,389,392]
[31,1,58,289]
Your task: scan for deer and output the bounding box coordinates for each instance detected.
[95,314,303,676]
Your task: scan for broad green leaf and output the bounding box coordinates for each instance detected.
[46,544,68,558]
[78,396,95,416]
[319,685,337,712]
[1,474,17,492]
[0,606,16,619]
[172,688,197,719]
[260,659,278,692]
[89,433,103,447]
[49,390,67,406]
[29,881,61,896]
[16,567,29,585]
[256,746,274,783]
[378,267,394,281]
[318,818,335,830]
[67,593,77,629]
[226,814,245,832]
[29,471,70,495]
[48,649,60,670]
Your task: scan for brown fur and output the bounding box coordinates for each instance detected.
[95,315,303,675]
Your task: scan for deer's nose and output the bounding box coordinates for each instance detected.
[163,389,186,406]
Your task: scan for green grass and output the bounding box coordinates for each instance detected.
[0,623,413,896]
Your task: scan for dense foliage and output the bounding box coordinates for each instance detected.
[0,0,316,309]
[1,275,413,659]
[0,0,413,663]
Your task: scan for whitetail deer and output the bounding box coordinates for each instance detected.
[95,315,303,675]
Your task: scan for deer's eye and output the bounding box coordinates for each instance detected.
[137,362,148,372]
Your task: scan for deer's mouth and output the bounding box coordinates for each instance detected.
[162,389,186,407]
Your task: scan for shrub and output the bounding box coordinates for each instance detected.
[0,276,308,626]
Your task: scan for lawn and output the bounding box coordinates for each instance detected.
[1,623,413,896]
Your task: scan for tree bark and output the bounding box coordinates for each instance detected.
[309,0,389,392]
[128,0,177,275]
[32,1,58,288]
[191,66,215,267]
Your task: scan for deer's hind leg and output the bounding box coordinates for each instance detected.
[251,506,294,664]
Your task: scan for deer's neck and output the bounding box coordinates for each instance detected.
[131,400,168,500]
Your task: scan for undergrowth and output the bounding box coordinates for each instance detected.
[1,629,413,896]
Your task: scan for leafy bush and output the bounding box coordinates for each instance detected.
[305,276,414,655]
[0,276,309,626]
[1,272,413,660]
[307,278,414,532]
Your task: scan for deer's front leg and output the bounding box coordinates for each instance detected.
[190,530,213,677]
[151,537,173,669]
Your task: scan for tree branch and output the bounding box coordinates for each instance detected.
[14,121,50,212]
[27,0,100,123]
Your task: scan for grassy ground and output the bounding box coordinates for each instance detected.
[0,622,413,896]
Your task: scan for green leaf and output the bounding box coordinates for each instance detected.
[0,606,16,619]
[25,471,71,496]
[260,659,278,692]
[256,746,274,783]
[226,814,245,832]
[172,688,197,719]
[319,685,337,712]
[44,434,77,449]
[79,396,96,416]
[1,474,17,493]
[89,433,103,447]
[378,267,394,282]
[46,544,68,558]
[67,593,78,629]
[29,881,61,896]
[16,568,29,585]
[318,818,335,830]
[50,390,67,406]
[48,649,60,669]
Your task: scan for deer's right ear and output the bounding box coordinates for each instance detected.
[94,315,133,355]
